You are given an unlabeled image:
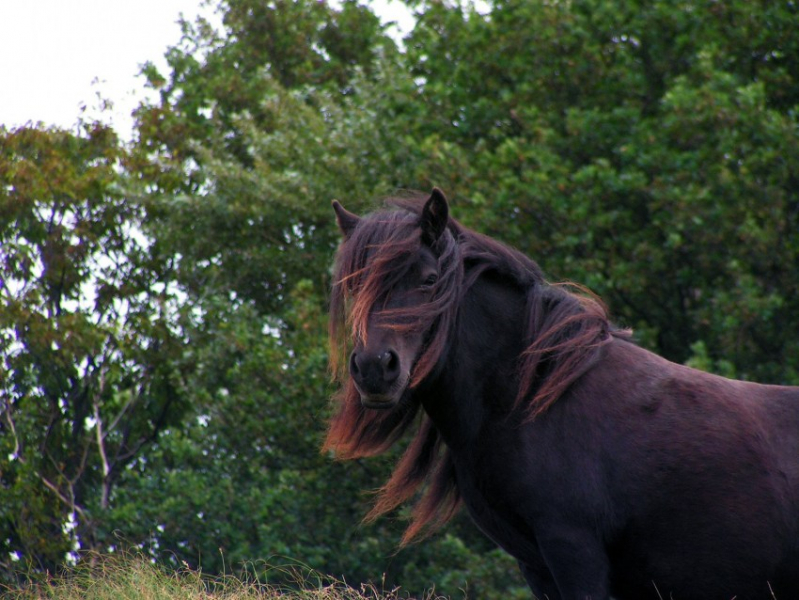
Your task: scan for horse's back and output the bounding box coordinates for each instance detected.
[577,339,799,599]
[597,339,799,495]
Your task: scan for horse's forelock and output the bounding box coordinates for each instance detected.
[346,214,423,344]
[329,211,417,372]
[332,205,462,377]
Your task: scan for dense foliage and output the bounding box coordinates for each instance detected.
[2,0,797,597]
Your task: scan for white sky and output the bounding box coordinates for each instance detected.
[0,0,413,139]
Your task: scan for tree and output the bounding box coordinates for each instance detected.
[0,123,187,580]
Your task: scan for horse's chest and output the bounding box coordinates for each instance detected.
[453,454,540,559]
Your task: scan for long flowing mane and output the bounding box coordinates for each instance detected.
[323,196,631,543]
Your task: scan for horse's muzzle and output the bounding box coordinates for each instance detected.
[349,349,403,408]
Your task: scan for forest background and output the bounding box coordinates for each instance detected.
[1,0,798,598]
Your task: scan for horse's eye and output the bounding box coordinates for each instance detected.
[422,274,439,288]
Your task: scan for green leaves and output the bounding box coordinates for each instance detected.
[1,123,187,579]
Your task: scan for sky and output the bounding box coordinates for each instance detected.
[0,0,414,139]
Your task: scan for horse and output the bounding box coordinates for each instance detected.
[323,188,799,600]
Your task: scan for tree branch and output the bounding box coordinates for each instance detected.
[4,404,21,459]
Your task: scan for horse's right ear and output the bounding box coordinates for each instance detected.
[421,187,449,246]
[332,200,360,239]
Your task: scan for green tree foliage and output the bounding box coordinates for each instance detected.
[405,0,799,380]
[2,0,798,598]
[0,124,187,580]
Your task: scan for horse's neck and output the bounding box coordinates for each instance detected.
[421,272,528,449]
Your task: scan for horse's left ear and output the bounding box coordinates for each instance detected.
[421,187,449,246]
[332,200,361,239]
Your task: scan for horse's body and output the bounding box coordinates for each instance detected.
[325,189,799,600]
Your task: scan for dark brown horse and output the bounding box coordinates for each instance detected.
[323,188,799,600]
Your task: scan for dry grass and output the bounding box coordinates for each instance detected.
[1,555,447,600]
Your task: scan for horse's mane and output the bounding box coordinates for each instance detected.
[323,195,630,544]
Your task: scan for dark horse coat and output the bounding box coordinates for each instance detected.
[324,189,799,600]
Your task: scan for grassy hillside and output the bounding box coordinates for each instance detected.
[1,555,447,600]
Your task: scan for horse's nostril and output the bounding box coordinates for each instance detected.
[349,352,360,376]
[381,350,400,380]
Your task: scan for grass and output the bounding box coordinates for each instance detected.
[1,554,447,600]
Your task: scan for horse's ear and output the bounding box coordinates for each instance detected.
[332,200,360,239]
[421,187,449,246]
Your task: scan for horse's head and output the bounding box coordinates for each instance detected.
[331,189,455,410]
